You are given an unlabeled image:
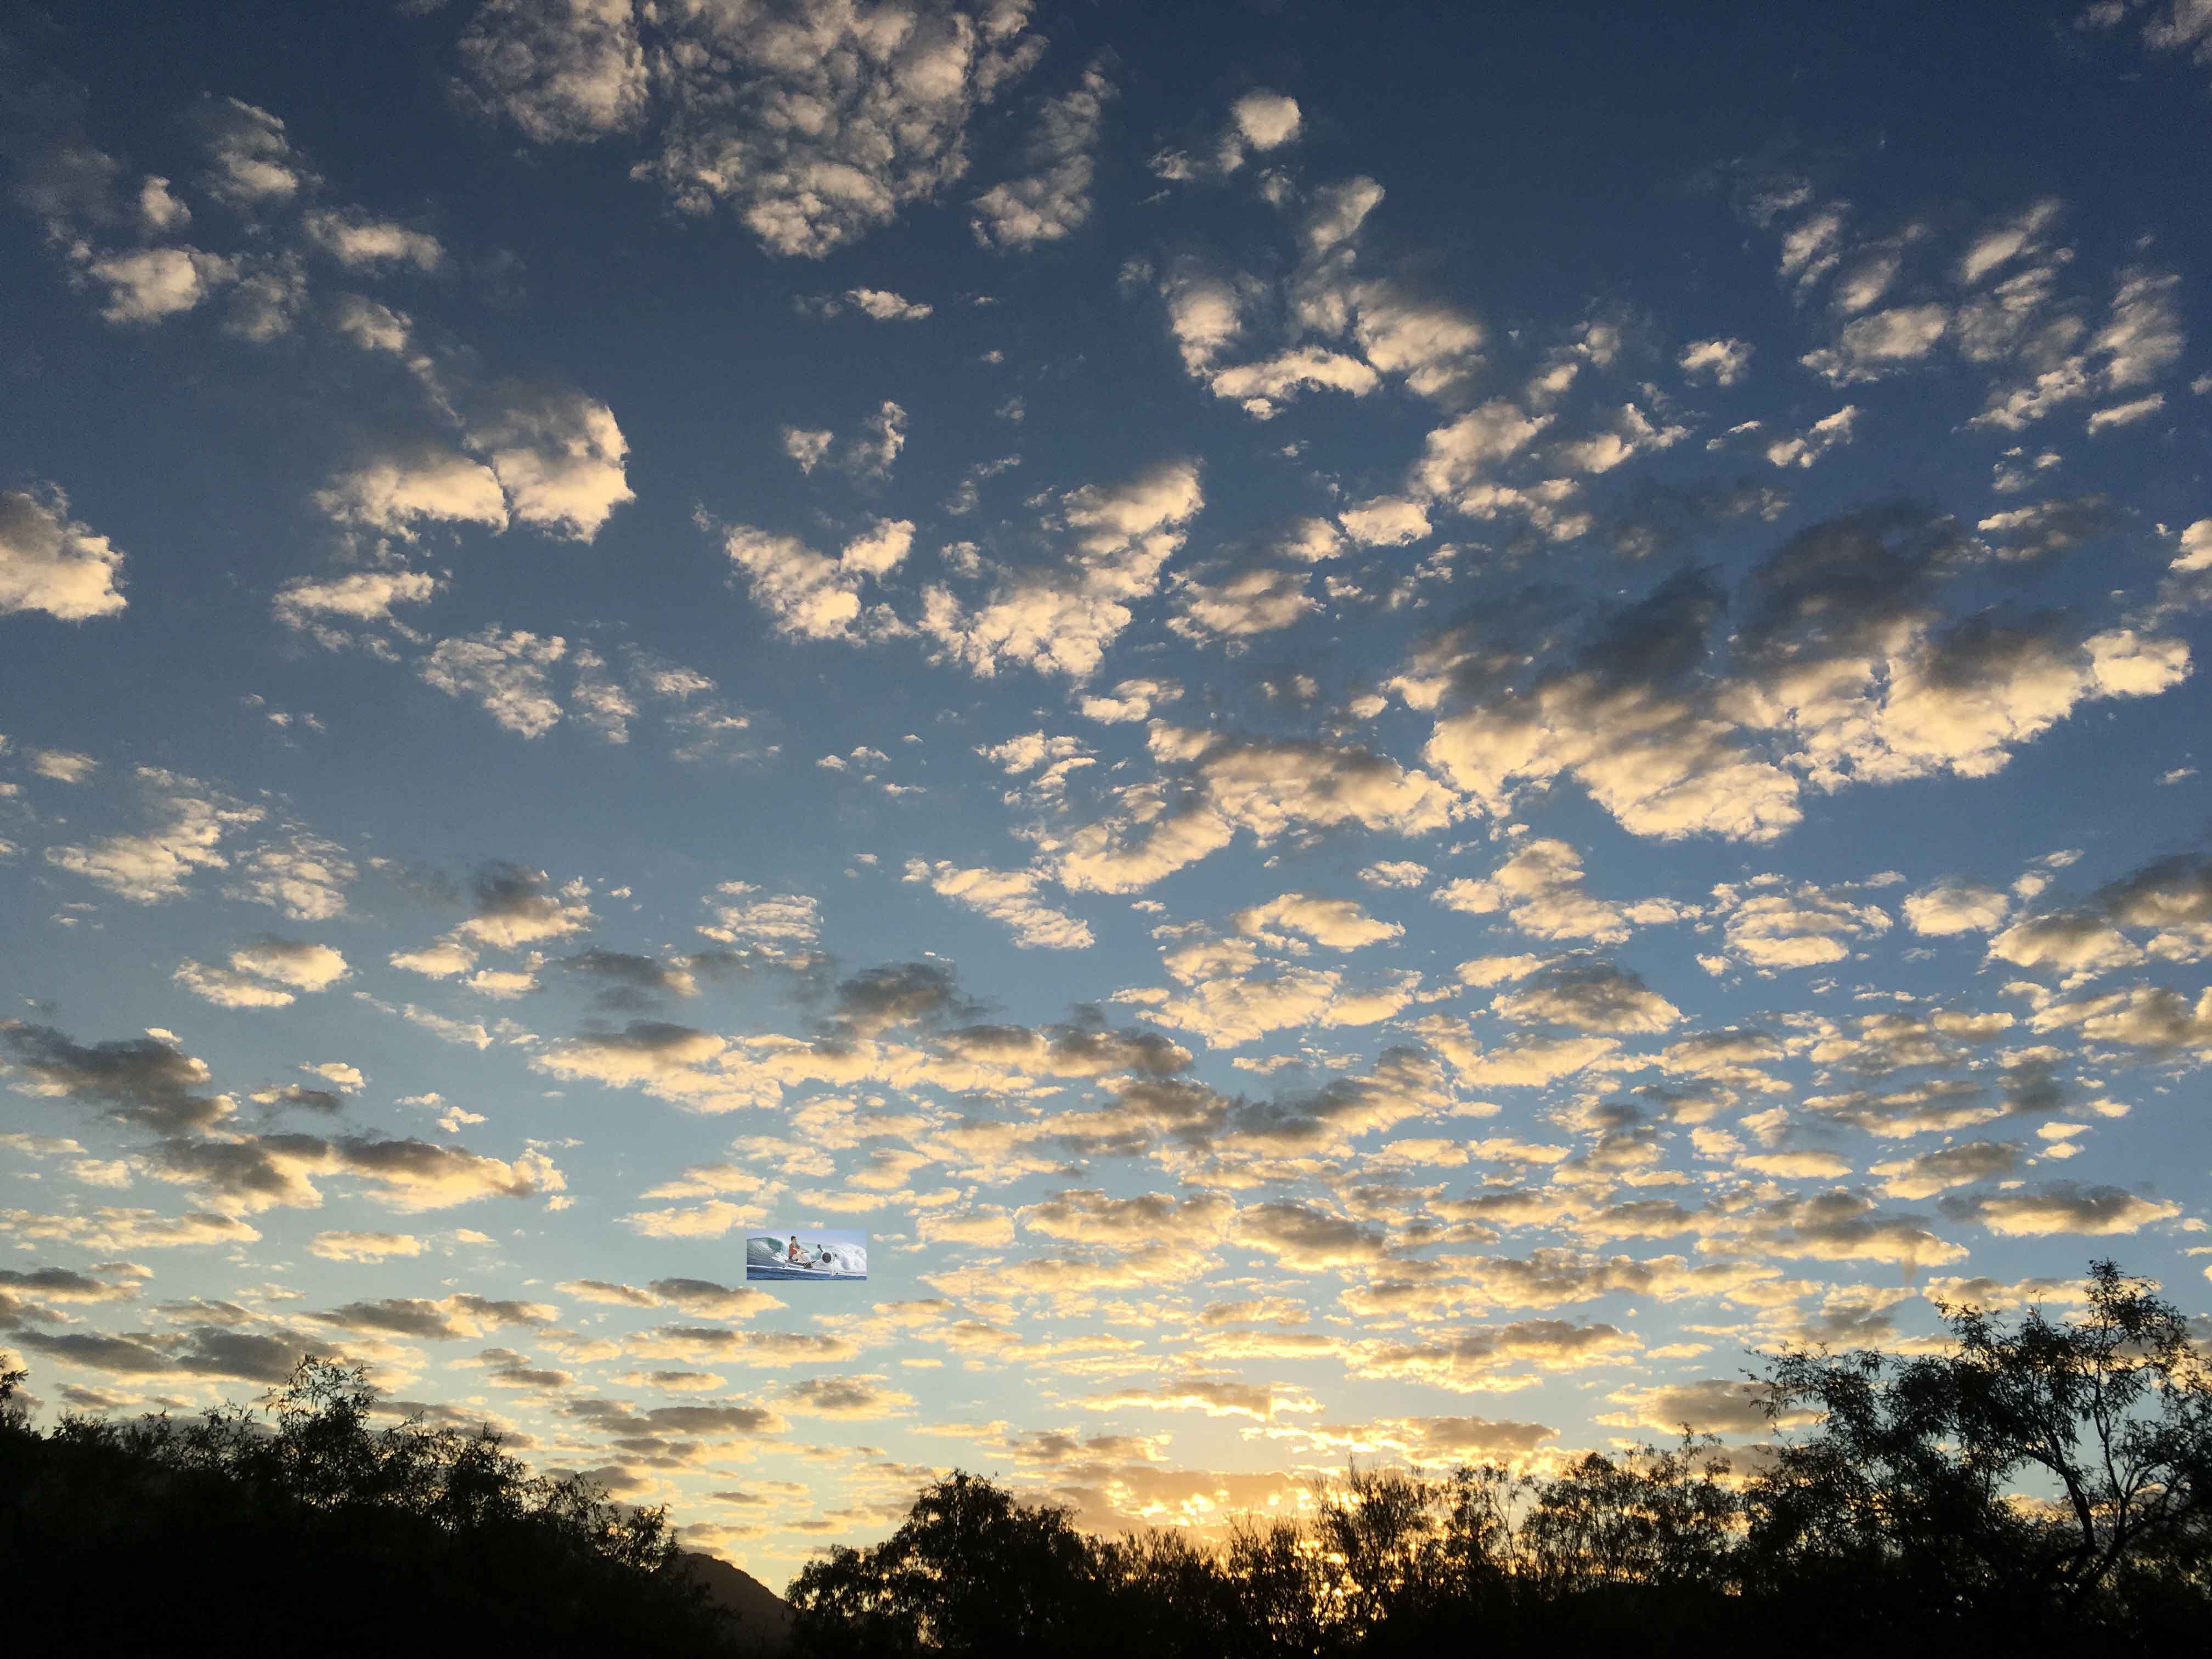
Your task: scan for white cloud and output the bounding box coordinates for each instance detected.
[1339,497,1432,546]
[0,1207,261,1252]
[1549,403,1691,476]
[1801,304,1951,385]
[1146,746,1453,864]
[1717,880,1892,969]
[392,938,478,979]
[978,731,1086,773]
[971,61,1114,251]
[85,246,235,324]
[1139,959,1421,1049]
[480,0,1049,257]
[1870,1142,2020,1200]
[905,860,1093,949]
[1959,197,2063,284]
[419,628,568,737]
[1056,727,1456,893]
[303,208,444,270]
[470,383,634,541]
[1490,959,1680,1034]
[331,294,427,362]
[228,259,314,341]
[160,1132,564,1214]
[1426,663,1766,843]
[840,518,914,577]
[1948,1182,2181,1237]
[315,443,509,536]
[1274,517,1345,563]
[1348,285,1485,399]
[2171,518,2212,573]
[1412,400,1551,502]
[1228,89,1301,154]
[1776,201,1848,289]
[402,1005,494,1050]
[233,939,349,990]
[1678,337,1752,385]
[457,865,594,950]
[2086,392,2164,432]
[1078,678,1180,724]
[1971,268,2184,431]
[466,968,539,999]
[726,518,913,642]
[1601,1378,1809,1434]
[0,487,127,620]
[1361,861,1430,889]
[309,1230,425,1262]
[1155,267,1250,373]
[2028,983,2212,1049]
[228,835,357,921]
[1903,880,2011,936]
[1454,953,1544,987]
[456,0,650,142]
[770,433,831,483]
[845,287,931,320]
[1145,165,1481,417]
[1434,839,1690,944]
[824,400,909,481]
[173,961,298,1009]
[922,460,1203,680]
[135,176,190,234]
[45,769,264,903]
[28,750,97,783]
[1169,566,1316,641]
[191,95,315,207]
[1757,618,2190,791]
[1206,348,1380,419]
[1417,506,2189,845]
[698,883,820,957]
[1232,892,1403,951]
[174,940,347,1009]
[1149,87,1301,180]
[1765,405,1859,467]
[2092,269,2184,390]
[274,569,440,631]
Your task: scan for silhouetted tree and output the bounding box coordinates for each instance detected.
[1519,1437,1740,1593]
[1222,1514,1334,1656]
[15,1262,2210,1657]
[788,1470,1115,1657]
[777,1261,2212,1657]
[1,1356,763,1655]
[1097,1525,1260,1658]
[1747,1258,2212,1643]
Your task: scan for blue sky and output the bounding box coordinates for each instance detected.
[4,0,2212,1578]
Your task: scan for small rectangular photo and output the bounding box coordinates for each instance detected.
[746,1227,867,1282]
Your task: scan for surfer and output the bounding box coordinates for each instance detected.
[787,1234,802,1263]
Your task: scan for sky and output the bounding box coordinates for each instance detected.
[3,0,2212,1582]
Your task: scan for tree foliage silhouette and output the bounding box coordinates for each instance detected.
[10,1261,2210,1657]
[785,1259,2212,1657]
[1746,1258,2212,1640]
[1,1356,768,1654]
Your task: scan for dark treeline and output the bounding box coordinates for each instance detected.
[0,1356,766,1654]
[787,1261,2212,1658]
[5,1261,2209,1657]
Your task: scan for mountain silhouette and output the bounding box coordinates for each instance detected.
[681,1551,793,1651]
